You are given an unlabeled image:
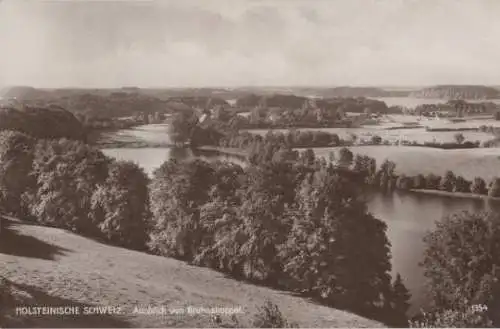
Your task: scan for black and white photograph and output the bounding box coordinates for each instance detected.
[1,0,500,327]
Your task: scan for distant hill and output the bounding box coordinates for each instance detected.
[0,87,232,118]
[231,86,410,98]
[0,105,86,141]
[1,86,50,99]
[0,220,382,328]
[410,85,500,100]
[318,87,409,98]
[235,94,391,113]
[166,96,229,109]
[236,93,309,109]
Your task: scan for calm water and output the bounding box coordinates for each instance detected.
[102,124,500,315]
[103,147,247,175]
[367,192,500,314]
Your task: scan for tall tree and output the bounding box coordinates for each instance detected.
[440,170,456,192]
[471,177,488,195]
[421,211,500,326]
[168,110,198,145]
[26,139,110,235]
[454,132,465,145]
[0,131,35,217]
[389,274,411,326]
[91,161,151,250]
[281,168,392,313]
[488,177,500,197]
[149,159,215,259]
[338,147,354,168]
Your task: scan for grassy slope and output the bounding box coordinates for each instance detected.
[0,220,383,328]
[312,146,500,181]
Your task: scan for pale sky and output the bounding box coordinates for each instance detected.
[1,0,500,88]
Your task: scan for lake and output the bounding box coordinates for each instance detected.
[367,191,500,314]
[101,124,500,315]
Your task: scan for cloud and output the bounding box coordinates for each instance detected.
[1,0,500,87]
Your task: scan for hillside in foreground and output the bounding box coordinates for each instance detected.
[0,219,383,328]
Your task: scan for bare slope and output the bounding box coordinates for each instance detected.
[0,220,383,328]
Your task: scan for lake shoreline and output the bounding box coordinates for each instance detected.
[196,145,248,157]
[409,189,500,201]
[98,141,173,149]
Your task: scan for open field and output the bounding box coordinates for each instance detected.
[244,126,494,144]
[369,97,500,107]
[311,146,500,181]
[0,219,381,328]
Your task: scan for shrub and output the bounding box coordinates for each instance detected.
[252,300,297,328]
[410,306,493,328]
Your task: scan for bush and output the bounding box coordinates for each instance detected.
[410,306,493,328]
[252,300,297,328]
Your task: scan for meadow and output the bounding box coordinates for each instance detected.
[244,126,494,144]
[1,219,382,328]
